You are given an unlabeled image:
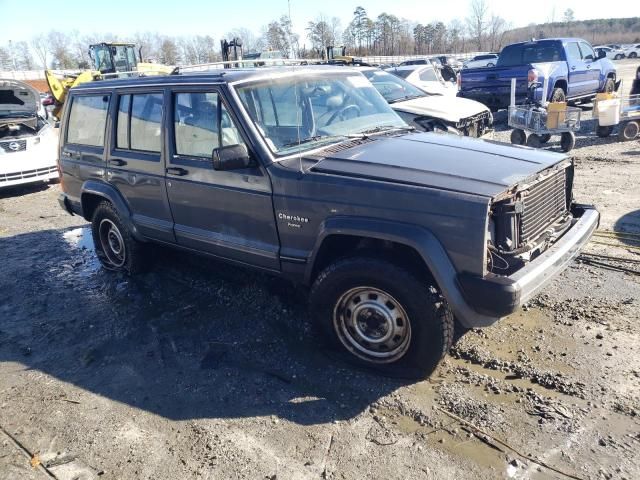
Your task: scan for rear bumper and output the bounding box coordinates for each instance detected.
[456,204,599,326]
[58,192,82,216]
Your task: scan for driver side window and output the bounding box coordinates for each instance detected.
[579,42,596,61]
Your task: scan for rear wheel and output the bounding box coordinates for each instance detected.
[526,134,542,148]
[619,121,639,141]
[309,257,454,379]
[91,201,147,274]
[596,124,613,138]
[510,128,526,145]
[560,131,576,152]
[629,52,638,59]
[614,54,623,60]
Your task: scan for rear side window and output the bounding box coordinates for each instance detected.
[67,95,109,147]
[497,43,563,66]
[130,93,163,152]
[116,95,130,149]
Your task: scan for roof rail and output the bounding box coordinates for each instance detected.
[177,58,325,73]
[99,69,176,80]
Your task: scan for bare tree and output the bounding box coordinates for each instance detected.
[226,28,259,54]
[487,15,507,51]
[14,41,34,70]
[31,34,49,68]
[48,31,76,69]
[466,0,488,50]
[563,8,575,23]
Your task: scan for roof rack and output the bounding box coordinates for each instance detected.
[177,58,326,73]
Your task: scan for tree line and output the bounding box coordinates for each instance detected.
[1,1,639,71]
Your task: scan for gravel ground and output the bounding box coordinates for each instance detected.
[0,60,638,480]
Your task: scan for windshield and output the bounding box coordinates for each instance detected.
[389,69,413,79]
[236,71,407,157]
[92,45,114,72]
[362,70,426,103]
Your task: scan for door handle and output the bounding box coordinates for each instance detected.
[166,167,188,176]
[62,151,80,159]
[571,66,576,70]
[109,159,127,166]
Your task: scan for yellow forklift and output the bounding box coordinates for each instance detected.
[325,46,369,66]
[45,42,173,118]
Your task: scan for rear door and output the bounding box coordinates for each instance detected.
[565,41,588,97]
[165,86,280,270]
[61,93,110,196]
[106,90,174,242]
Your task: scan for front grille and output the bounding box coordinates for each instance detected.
[0,166,58,183]
[0,139,27,153]
[457,111,492,137]
[520,168,568,244]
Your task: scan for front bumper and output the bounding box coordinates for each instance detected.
[456,204,599,326]
[0,165,58,188]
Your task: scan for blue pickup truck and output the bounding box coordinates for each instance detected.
[458,38,617,110]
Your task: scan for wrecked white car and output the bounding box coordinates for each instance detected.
[362,68,493,137]
[0,79,58,189]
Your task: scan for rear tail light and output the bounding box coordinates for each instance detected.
[527,68,539,84]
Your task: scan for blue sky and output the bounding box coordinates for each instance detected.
[0,0,635,45]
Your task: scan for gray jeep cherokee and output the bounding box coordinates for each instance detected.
[57,66,599,378]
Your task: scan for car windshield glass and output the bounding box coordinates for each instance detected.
[235,71,406,157]
[362,70,426,103]
[497,42,563,66]
[92,45,114,72]
[389,69,413,79]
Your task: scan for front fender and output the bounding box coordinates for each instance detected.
[81,180,144,241]
[305,216,499,328]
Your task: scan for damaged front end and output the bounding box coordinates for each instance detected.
[488,159,574,275]
[455,110,493,138]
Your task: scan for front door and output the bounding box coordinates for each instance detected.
[165,87,280,270]
[565,41,588,97]
[579,42,601,94]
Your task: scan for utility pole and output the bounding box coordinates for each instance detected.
[8,40,17,70]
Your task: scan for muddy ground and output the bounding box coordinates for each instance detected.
[0,61,639,480]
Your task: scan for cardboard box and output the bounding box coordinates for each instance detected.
[546,102,567,129]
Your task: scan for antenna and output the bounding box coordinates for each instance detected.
[288,0,304,174]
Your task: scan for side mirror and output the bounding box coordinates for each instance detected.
[212,144,251,171]
[597,49,607,59]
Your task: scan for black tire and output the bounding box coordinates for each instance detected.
[486,62,495,67]
[309,257,454,379]
[560,131,576,152]
[614,54,623,60]
[526,134,542,148]
[550,87,566,103]
[91,201,147,274]
[619,121,639,141]
[539,134,552,144]
[602,78,615,94]
[596,124,613,138]
[629,52,638,59]
[510,128,526,145]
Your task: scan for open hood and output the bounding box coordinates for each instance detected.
[311,132,567,198]
[0,79,41,129]
[392,95,489,123]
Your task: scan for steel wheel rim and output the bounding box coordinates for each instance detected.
[333,287,411,363]
[98,219,126,268]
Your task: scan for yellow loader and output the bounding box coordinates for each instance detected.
[45,42,173,118]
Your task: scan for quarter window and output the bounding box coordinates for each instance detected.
[67,95,110,147]
[173,92,245,158]
[418,68,437,82]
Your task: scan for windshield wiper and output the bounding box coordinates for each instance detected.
[388,94,424,104]
[281,134,346,149]
[349,125,415,137]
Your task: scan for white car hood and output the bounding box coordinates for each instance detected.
[392,95,488,123]
[0,79,40,118]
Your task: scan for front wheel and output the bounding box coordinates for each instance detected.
[629,52,638,59]
[560,131,576,152]
[603,78,615,94]
[309,257,454,379]
[526,134,543,148]
[550,87,566,103]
